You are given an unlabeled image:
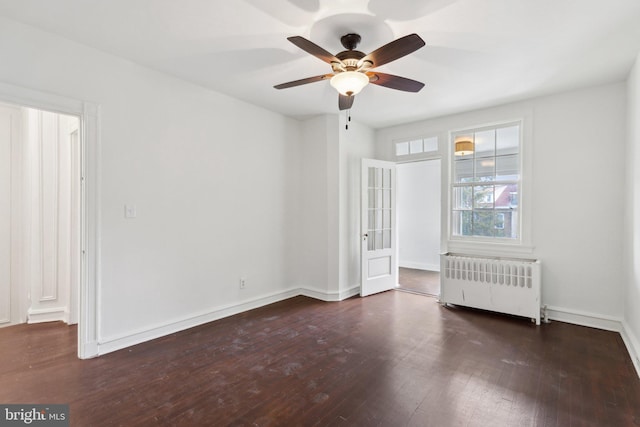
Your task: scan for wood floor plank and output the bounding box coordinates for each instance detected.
[1,292,640,426]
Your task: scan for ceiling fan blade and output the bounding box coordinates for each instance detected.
[274,74,334,89]
[359,34,425,69]
[287,36,344,66]
[339,94,354,110]
[367,72,425,92]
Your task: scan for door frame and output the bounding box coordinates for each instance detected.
[395,157,443,294]
[0,81,100,359]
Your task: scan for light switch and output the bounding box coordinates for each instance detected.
[125,204,137,219]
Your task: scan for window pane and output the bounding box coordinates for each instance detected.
[510,211,519,238]
[383,210,391,229]
[368,210,375,228]
[375,209,383,230]
[368,189,375,208]
[382,168,391,188]
[496,125,519,154]
[453,186,472,209]
[382,189,390,209]
[475,157,495,181]
[472,211,494,237]
[494,211,518,238]
[473,186,494,209]
[495,184,518,209]
[423,136,438,152]
[375,168,382,188]
[409,139,423,154]
[375,231,383,250]
[496,154,519,181]
[474,130,495,159]
[383,230,391,249]
[452,210,472,236]
[395,141,409,156]
[375,190,382,209]
[368,167,375,188]
[454,158,473,183]
[494,213,506,237]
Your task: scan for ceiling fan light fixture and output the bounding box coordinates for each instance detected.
[454,136,474,156]
[330,71,369,96]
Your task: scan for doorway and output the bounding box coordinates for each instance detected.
[396,159,441,296]
[0,102,80,328]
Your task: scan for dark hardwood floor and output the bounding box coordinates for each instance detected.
[398,267,440,296]
[1,291,640,426]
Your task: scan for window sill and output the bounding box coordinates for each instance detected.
[446,239,535,258]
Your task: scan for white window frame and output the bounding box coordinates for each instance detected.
[446,117,533,256]
[394,135,439,160]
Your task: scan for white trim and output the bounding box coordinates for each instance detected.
[97,286,354,356]
[98,288,299,355]
[96,286,359,356]
[300,285,360,302]
[545,305,623,332]
[27,307,67,324]
[621,321,640,378]
[445,113,534,254]
[399,261,440,272]
[446,241,535,258]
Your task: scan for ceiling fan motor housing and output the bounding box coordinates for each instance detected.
[336,50,366,69]
[340,33,361,50]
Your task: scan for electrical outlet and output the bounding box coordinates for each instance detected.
[239,277,246,289]
[124,204,137,219]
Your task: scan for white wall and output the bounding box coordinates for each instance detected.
[624,52,640,372]
[338,117,376,296]
[297,115,335,297]
[297,115,376,300]
[377,83,627,324]
[0,16,302,351]
[397,160,441,271]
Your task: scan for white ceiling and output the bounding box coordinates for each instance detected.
[1,0,639,128]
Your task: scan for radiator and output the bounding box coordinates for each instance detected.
[440,253,541,325]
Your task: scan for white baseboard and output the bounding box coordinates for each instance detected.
[79,341,99,359]
[621,321,640,378]
[97,288,301,355]
[96,285,359,356]
[399,261,440,272]
[339,285,361,300]
[300,285,360,302]
[545,305,623,332]
[27,307,68,324]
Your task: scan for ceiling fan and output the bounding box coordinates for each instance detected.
[274,33,426,111]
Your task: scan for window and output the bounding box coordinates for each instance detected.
[395,136,438,157]
[451,122,520,240]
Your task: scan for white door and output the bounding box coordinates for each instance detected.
[361,159,397,297]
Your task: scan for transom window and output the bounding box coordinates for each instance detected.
[395,136,438,157]
[451,122,521,240]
